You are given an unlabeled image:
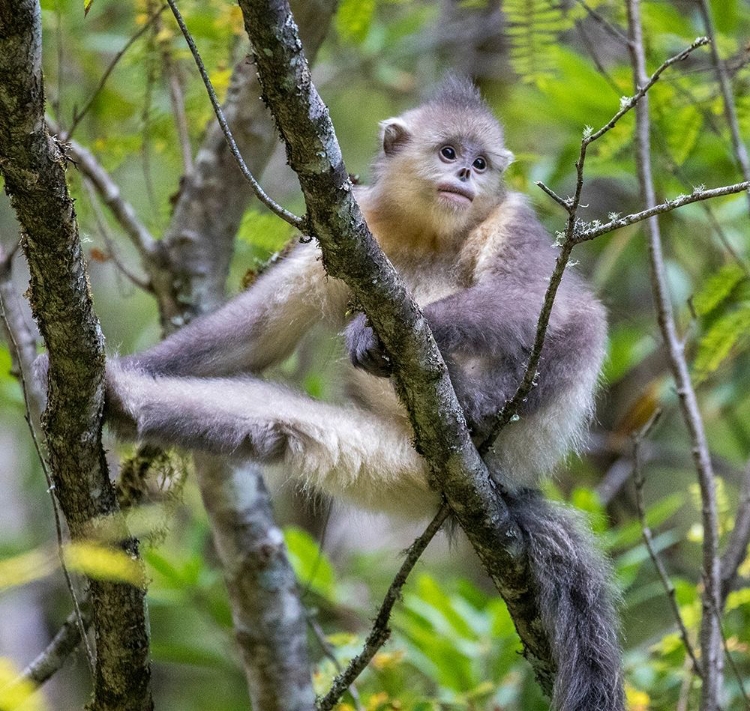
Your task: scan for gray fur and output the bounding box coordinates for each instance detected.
[100,77,623,710]
[507,490,623,711]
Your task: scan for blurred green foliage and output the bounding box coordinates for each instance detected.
[1,0,750,708]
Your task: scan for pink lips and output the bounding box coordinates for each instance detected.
[436,182,475,205]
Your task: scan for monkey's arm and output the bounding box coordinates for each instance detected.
[121,243,348,377]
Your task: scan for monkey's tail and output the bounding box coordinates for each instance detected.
[505,488,625,711]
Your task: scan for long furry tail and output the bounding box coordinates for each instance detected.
[505,489,624,711]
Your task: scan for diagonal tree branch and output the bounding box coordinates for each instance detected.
[318,503,451,710]
[234,0,556,694]
[0,3,152,709]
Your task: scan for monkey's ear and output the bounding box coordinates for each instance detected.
[496,148,515,173]
[379,118,411,156]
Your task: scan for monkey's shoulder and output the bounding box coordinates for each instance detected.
[457,191,553,285]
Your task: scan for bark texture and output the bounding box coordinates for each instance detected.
[196,456,316,711]
[0,3,152,709]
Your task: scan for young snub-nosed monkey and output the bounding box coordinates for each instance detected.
[44,77,624,711]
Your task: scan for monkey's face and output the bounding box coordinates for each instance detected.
[374,106,513,239]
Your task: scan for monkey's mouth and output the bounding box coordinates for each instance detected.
[436,182,475,206]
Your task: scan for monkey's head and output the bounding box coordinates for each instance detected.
[372,76,514,240]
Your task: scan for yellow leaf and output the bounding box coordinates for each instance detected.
[83,0,94,17]
[64,542,145,586]
[625,684,650,710]
[214,6,244,36]
[726,588,750,612]
[209,68,232,103]
[0,658,47,711]
[0,550,55,592]
[371,650,404,671]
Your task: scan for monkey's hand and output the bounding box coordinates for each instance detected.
[345,313,393,378]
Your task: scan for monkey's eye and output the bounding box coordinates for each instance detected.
[440,145,457,161]
[473,156,487,172]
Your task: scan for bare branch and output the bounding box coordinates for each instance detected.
[721,460,750,602]
[51,124,158,258]
[194,456,316,711]
[160,0,337,320]
[625,2,723,707]
[574,0,630,45]
[632,411,702,677]
[697,0,750,216]
[0,2,153,706]
[19,605,92,686]
[81,178,152,292]
[165,0,305,231]
[481,37,711,453]
[318,504,451,711]
[576,181,750,242]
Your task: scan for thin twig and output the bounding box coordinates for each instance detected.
[0,258,95,677]
[165,0,304,231]
[81,176,152,292]
[574,0,630,45]
[307,612,364,711]
[577,181,750,242]
[19,604,92,686]
[721,459,750,602]
[49,122,159,259]
[625,2,724,707]
[317,503,451,711]
[64,4,168,140]
[151,0,194,176]
[696,0,750,216]
[712,602,750,709]
[632,410,702,677]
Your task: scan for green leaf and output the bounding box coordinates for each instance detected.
[283,525,336,599]
[694,304,750,378]
[336,0,376,44]
[693,263,745,316]
[237,209,294,254]
[664,105,703,166]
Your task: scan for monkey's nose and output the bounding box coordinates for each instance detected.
[457,167,471,181]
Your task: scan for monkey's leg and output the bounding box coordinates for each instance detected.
[107,365,436,516]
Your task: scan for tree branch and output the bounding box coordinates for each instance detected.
[480,37,711,453]
[721,459,750,602]
[318,503,451,710]
[0,3,152,708]
[696,0,750,216]
[166,0,304,232]
[625,2,723,708]
[632,412,702,677]
[576,181,750,242]
[20,605,92,687]
[195,456,316,711]
[160,0,337,321]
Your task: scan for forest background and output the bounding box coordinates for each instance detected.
[1,0,750,709]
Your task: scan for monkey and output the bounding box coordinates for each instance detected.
[50,77,624,710]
